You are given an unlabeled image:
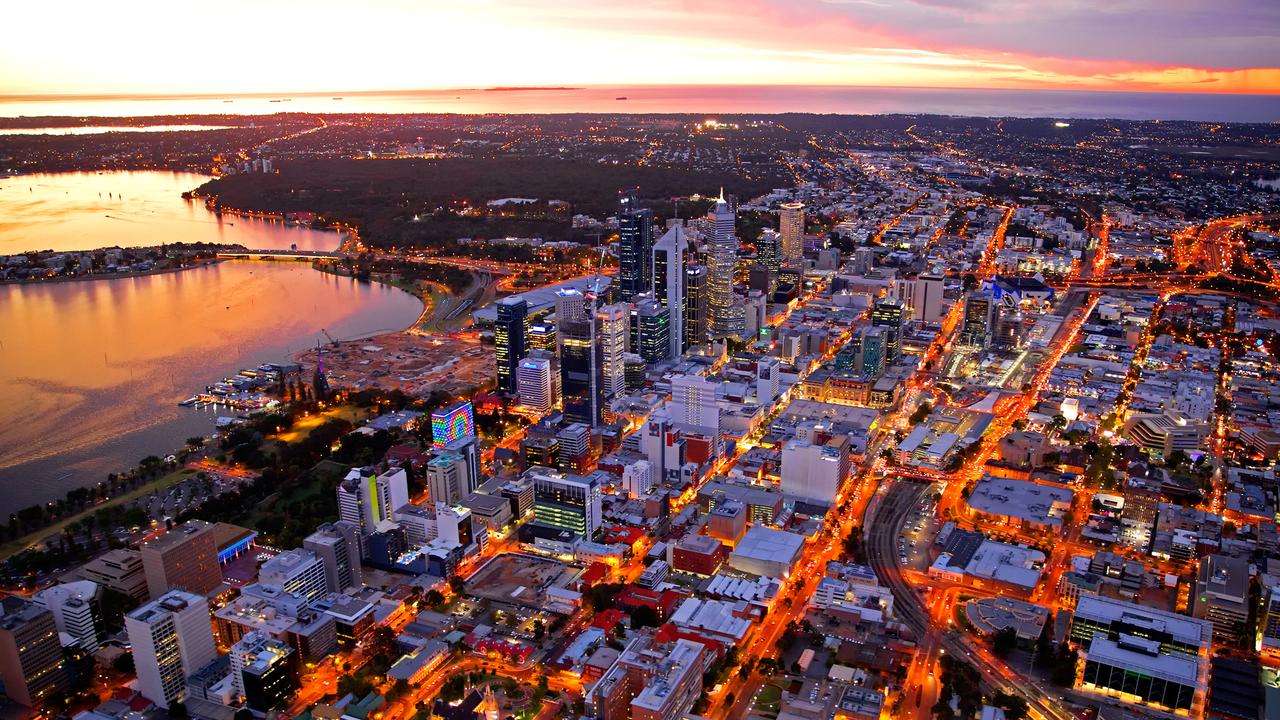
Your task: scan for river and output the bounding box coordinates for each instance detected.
[0,171,342,255]
[0,172,424,518]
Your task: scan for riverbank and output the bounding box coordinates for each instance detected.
[0,256,226,286]
[298,263,492,398]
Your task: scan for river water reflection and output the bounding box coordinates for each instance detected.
[0,172,422,516]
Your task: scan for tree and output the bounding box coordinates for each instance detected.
[1051,644,1079,686]
[630,605,660,629]
[448,574,466,595]
[168,701,188,719]
[990,691,1029,720]
[991,627,1018,658]
[424,589,446,607]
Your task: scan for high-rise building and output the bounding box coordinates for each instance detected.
[617,194,654,302]
[779,202,805,265]
[529,321,556,351]
[623,353,647,394]
[640,411,686,485]
[494,297,529,394]
[757,228,781,288]
[632,299,671,365]
[140,520,223,599]
[1190,554,1250,644]
[444,436,482,498]
[517,356,554,412]
[126,590,218,709]
[32,580,104,651]
[907,273,945,323]
[669,374,721,434]
[683,264,708,349]
[1070,593,1211,714]
[960,290,995,348]
[781,437,850,503]
[560,317,602,427]
[430,401,475,449]
[258,549,328,602]
[76,548,148,601]
[652,226,688,358]
[426,453,468,506]
[871,297,905,363]
[555,423,593,474]
[554,288,588,325]
[707,193,739,340]
[860,326,887,376]
[229,631,298,712]
[530,469,603,539]
[304,523,362,593]
[596,303,630,398]
[337,467,409,532]
[0,596,68,707]
[1263,585,1280,653]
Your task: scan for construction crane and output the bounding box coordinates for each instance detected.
[321,328,338,347]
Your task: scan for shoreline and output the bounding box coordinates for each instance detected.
[0,257,226,286]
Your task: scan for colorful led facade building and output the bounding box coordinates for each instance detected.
[431,401,476,449]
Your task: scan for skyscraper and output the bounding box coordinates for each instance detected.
[960,289,995,349]
[632,299,671,365]
[530,469,603,539]
[668,374,721,435]
[652,226,688,358]
[554,288,588,325]
[304,523,363,593]
[0,597,68,707]
[860,326,887,376]
[617,193,654,302]
[684,264,708,349]
[430,400,475,449]
[907,273,945,323]
[140,520,223,599]
[517,356,553,412]
[559,317,602,427]
[494,297,529,394]
[596,303,630,397]
[126,590,218,709]
[707,193,739,339]
[426,453,469,506]
[337,467,409,531]
[756,228,781,290]
[779,202,804,265]
[871,297,905,363]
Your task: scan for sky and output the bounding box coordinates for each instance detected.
[3,0,1278,96]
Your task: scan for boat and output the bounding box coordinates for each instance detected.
[178,397,198,407]
[332,97,343,100]
[616,96,628,100]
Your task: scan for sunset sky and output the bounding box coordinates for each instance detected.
[5,0,1278,95]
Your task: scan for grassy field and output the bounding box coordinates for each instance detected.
[0,467,200,561]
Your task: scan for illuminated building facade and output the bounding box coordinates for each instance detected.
[431,400,476,449]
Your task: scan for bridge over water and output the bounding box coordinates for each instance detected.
[216,248,346,260]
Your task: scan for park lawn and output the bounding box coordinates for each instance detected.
[0,467,200,561]
[753,683,783,711]
[273,405,374,443]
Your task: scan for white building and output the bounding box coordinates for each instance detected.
[32,580,103,651]
[337,467,409,530]
[597,303,630,397]
[652,226,688,358]
[781,438,849,504]
[258,549,327,602]
[125,590,217,709]
[517,356,554,413]
[622,459,654,499]
[779,202,804,265]
[669,374,721,434]
[729,527,805,578]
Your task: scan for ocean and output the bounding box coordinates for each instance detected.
[0,85,1276,123]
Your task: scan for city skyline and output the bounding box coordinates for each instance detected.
[3,0,1278,97]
